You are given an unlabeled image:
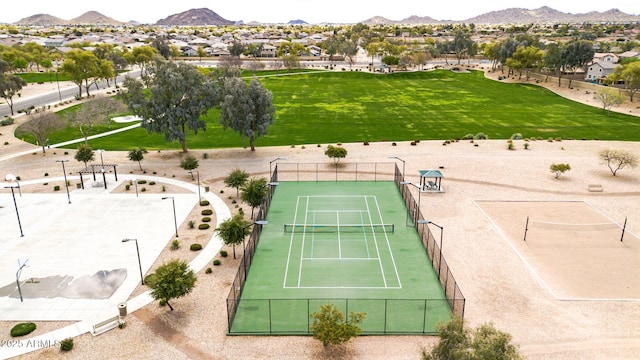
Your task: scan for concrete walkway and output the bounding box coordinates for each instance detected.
[1,149,230,358]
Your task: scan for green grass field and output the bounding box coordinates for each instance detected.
[230,181,450,335]
[17,70,640,150]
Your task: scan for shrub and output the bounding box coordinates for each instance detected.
[44,172,49,176]
[0,118,15,126]
[201,209,213,215]
[474,132,488,140]
[507,142,514,150]
[118,321,126,329]
[144,274,157,284]
[149,181,156,185]
[188,220,195,229]
[159,299,167,306]
[202,217,211,222]
[60,338,73,351]
[10,322,36,337]
[200,200,210,206]
[199,223,210,230]
[137,180,147,184]
[220,250,228,257]
[202,153,209,159]
[162,186,166,192]
[213,259,221,266]
[4,141,8,145]
[141,187,146,192]
[524,142,530,150]
[510,133,523,140]
[190,243,203,251]
[179,155,199,171]
[54,185,60,191]
[205,267,212,274]
[463,133,474,140]
[170,239,180,250]
[125,184,131,191]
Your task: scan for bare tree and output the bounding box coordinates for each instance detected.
[594,89,624,116]
[600,149,637,176]
[21,111,65,153]
[66,97,126,144]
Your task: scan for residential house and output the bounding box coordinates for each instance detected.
[585,62,617,82]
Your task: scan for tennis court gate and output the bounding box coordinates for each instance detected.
[225,163,465,334]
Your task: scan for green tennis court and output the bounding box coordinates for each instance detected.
[229,181,451,334]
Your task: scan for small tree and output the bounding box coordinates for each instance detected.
[240,177,268,219]
[325,145,347,165]
[180,155,199,171]
[549,163,571,179]
[310,303,366,347]
[224,168,249,197]
[215,213,251,259]
[146,259,196,311]
[128,148,144,171]
[600,149,637,176]
[0,74,27,115]
[422,316,521,360]
[74,144,95,169]
[594,89,624,116]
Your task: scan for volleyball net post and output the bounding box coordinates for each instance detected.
[523,216,529,242]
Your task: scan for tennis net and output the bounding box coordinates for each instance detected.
[283,223,395,233]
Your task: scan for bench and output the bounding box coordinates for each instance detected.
[91,315,120,336]
[91,181,104,188]
[587,184,603,192]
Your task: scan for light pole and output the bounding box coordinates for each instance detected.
[5,173,21,197]
[269,157,287,180]
[122,239,144,285]
[55,70,62,102]
[4,184,24,237]
[97,149,106,189]
[388,156,406,181]
[189,170,200,201]
[16,259,29,303]
[423,220,444,277]
[162,197,178,238]
[56,160,71,204]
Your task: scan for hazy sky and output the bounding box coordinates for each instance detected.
[2,1,639,24]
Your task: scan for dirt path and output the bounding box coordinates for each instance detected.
[134,308,215,360]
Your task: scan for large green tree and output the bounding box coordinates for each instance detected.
[215,213,251,259]
[147,259,196,311]
[561,40,595,88]
[449,29,475,64]
[0,73,26,115]
[220,77,276,151]
[60,49,102,97]
[609,61,640,102]
[123,59,218,153]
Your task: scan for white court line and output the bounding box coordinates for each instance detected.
[282,196,301,288]
[360,210,372,258]
[374,196,402,288]
[337,210,342,259]
[291,286,403,289]
[365,196,388,288]
[302,257,380,261]
[297,196,311,287]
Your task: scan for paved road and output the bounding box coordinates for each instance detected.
[0,70,141,118]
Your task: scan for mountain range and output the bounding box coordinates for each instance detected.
[10,6,640,26]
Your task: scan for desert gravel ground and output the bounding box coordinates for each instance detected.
[1,69,639,359]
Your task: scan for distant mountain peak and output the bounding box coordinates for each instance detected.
[155,8,233,26]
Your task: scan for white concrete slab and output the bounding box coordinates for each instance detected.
[0,176,196,321]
